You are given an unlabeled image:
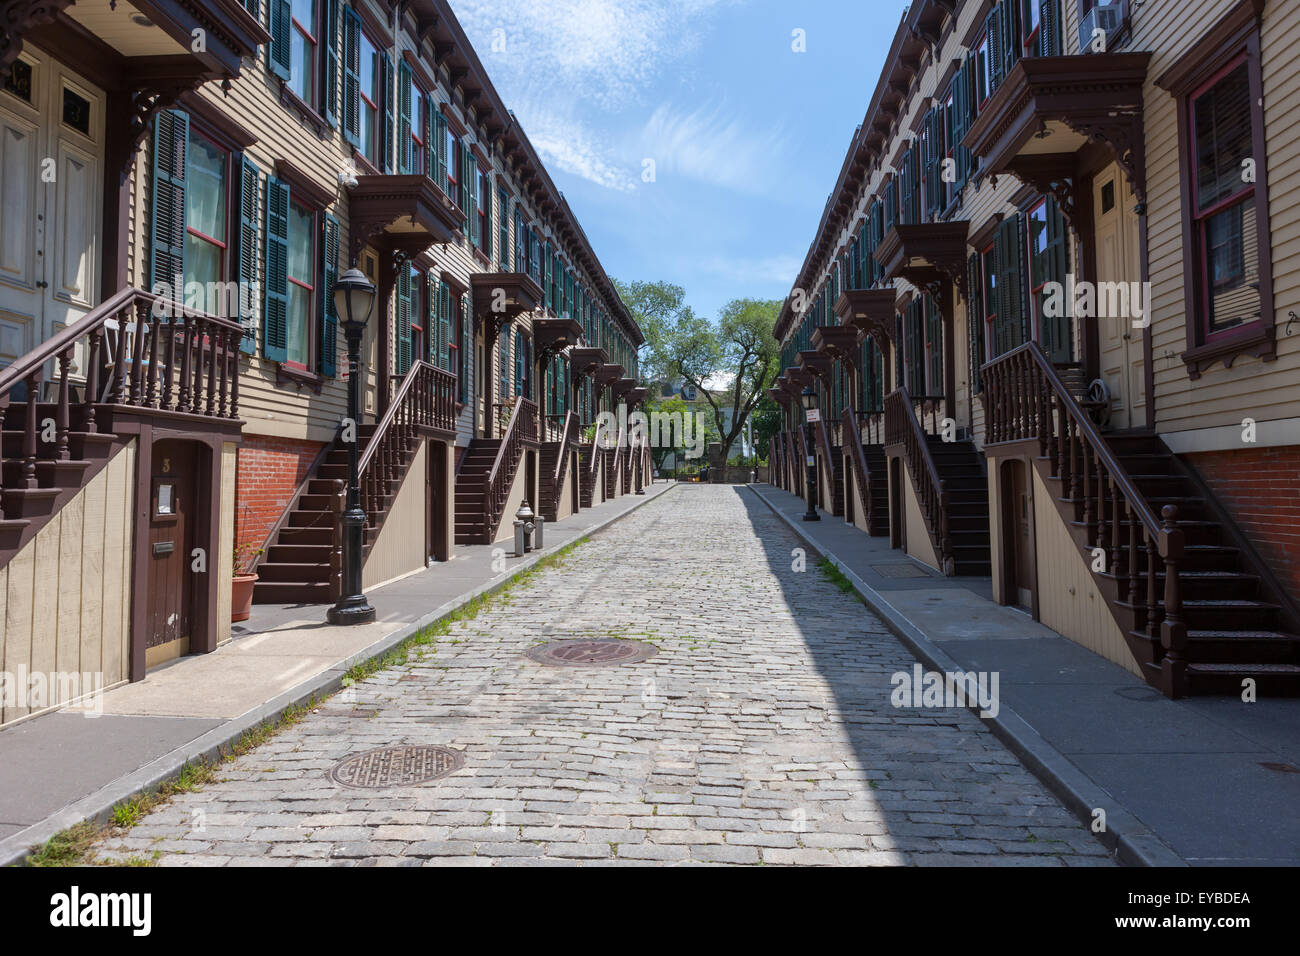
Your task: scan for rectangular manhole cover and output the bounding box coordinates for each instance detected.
[871,564,932,578]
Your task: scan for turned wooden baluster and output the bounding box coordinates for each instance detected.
[1081,441,1094,546]
[1127,505,1141,623]
[162,316,177,410]
[82,327,102,434]
[1146,531,1161,644]
[113,308,130,404]
[1160,505,1187,696]
[146,307,160,408]
[205,323,218,417]
[178,312,193,413]
[22,371,40,488]
[1095,456,1110,560]
[217,327,229,418]
[229,334,240,418]
[191,317,207,415]
[1110,477,1125,586]
[55,350,70,461]
[129,301,149,405]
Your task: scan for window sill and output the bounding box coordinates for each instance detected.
[277,83,330,140]
[472,248,491,267]
[276,363,326,394]
[1181,322,1276,379]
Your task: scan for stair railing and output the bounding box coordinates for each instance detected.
[815,415,841,512]
[982,341,1186,689]
[483,395,538,541]
[357,360,456,526]
[608,426,626,493]
[885,386,951,569]
[842,408,875,526]
[857,407,886,445]
[548,409,579,516]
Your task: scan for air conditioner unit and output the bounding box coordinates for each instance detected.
[1079,0,1127,54]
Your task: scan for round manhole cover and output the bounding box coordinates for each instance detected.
[328,745,464,789]
[526,638,658,667]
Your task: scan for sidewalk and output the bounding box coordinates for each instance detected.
[0,481,675,866]
[750,483,1300,867]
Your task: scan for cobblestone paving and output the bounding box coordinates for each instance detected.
[95,485,1113,866]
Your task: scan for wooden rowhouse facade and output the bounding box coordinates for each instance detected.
[0,0,647,726]
[769,0,1300,697]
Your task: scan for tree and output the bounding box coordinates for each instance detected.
[666,298,781,464]
[613,279,694,387]
[751,393,783,465]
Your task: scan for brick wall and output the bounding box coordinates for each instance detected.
[235,435,327,556]
[1185,446,1300,600]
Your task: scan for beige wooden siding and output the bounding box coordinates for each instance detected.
[363,440,428,590]
[0,440,135,727]
[1140,0,1300,443]
[494,447,535,544]
[1030,467,1140,676]
[554,455,577,522]
[900,460,942,572]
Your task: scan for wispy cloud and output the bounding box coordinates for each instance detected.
[696,252,805,287]
[450,0,747,191]
[637,102,789,194]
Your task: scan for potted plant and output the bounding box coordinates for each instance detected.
[231,542,263,622]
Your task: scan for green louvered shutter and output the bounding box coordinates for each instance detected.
[433,109,448,193]
[987,5,1005,94]
[379,52,394,173]
[469,159,481,247]
[499,329,510,398]
[925,295,943,394]
[397,59,412,174]
[498,188,509,269]
[395,267,412,376]
[1002,0,1021,78]
[268,0,291,80]
[243,0,259,16]
[262,176,290,363]
[1042,195,1072,362]
[968,252,984,392]
[994,214,1027,357]
[150,109,188,305]
[425,273,437,367]
[1040,0,1061,56]
[234,155,260,353]
[438,280,451,371]
[423,94,435,180]
[459,292,471,403]
[342,6,361,146]
[460,143,472,234]
[319,213,339,376]
[514,329,524,396]
[323,0,340,127]
[482,177,492,259]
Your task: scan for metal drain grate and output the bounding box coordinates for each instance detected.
[328,745,463,789]
[526,638,658,667]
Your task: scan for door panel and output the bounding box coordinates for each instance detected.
[1094,164,1145,429]
[147,441,198,653]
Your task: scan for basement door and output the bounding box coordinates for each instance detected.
[146,440,199,666]
[0,45,103,382]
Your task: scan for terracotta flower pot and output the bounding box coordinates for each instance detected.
[231,573,258,622]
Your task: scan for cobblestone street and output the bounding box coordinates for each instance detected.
[95,485,1113,866]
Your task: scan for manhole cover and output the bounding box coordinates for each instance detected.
[526,638,658,667]
[328,745,463,789]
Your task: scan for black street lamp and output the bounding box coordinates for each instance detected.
[800,385,820,522]
[328,267,378,626]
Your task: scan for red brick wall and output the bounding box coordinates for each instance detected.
[1186,446,1300,599]
[235,435,327,555]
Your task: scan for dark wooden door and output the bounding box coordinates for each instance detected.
[1002,460,1034,609]
[147,440,197,650]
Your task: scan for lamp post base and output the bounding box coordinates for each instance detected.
[327,596,376,626]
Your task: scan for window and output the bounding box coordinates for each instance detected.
[1191,58,1258,338]
[475,166,488,251]
[287,0,317,106]
[975,31,992,109]
[409,266,427,368]
[446,127,460,211]
[285,200,315,368]
[358,31,379,164]
[184,129,229,305]
[982,246,997,370]
[498,187,510,270]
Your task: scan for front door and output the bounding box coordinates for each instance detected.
[1094,165,1146,429]
[146,441,198,665]
[0,45,104,381]
[1002,459,1034,610]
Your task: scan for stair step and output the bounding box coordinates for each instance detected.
[252,580,331,604]
[257,562,330,583]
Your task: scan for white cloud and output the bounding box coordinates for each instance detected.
[637,101,789,194]
[697,253,805,287]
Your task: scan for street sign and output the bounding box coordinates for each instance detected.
[805,409,821,423]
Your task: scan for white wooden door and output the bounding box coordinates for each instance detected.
[1094,164,1146,430]
[0,45,103,383]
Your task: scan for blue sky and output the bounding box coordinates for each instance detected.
[450,0,907,321]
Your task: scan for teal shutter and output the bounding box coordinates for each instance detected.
[426,273,437,367]
[482,175,491,258]
[1040,0,1061,56]
[342,6,360,146]
[459,293,471,403]
[262,176,290,363]
[1002,0,1021,78]
[438,280,451,370]
[968,252,984,392]
[460,143,472,234]
[499,330,509,398]
[987,5,1005,94]
[149,109,188,305]
[498,188,509,269]
[423,94,434,180]
[433,109,448,193]
[323,0,340,127]
[243,0,258,16]
[397,59,412,174]
[268,0,291,80]
[994,214,1027,356]
[1042,195,1072,362]
[379,52,394,173]
[395,267,412,376]
[514,329,524,396]
[319,213,339,376]
[234,155,260,353]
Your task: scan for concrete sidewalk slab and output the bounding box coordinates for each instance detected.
[749,482,1300,867]
[0,481,675,866]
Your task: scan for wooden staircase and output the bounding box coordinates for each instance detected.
[815,418,844,516]
[538,411,578,522]
[254,360,457,604]
[841,410,889,535]
[454,396,537,545]
[985,342,1300,697]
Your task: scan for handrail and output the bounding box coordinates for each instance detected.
[885,386,951,569]
[483,395,538,539]
[548,409,579,515]
[982,340,1185,679]
[357,360,457,528]
[842,408,874,525]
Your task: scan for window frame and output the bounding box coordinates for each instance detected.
[287,0,320,108]
[357,29,381,166]
[284,198,317,371]
[1158,2,1275,377]
[183,125,232,301]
